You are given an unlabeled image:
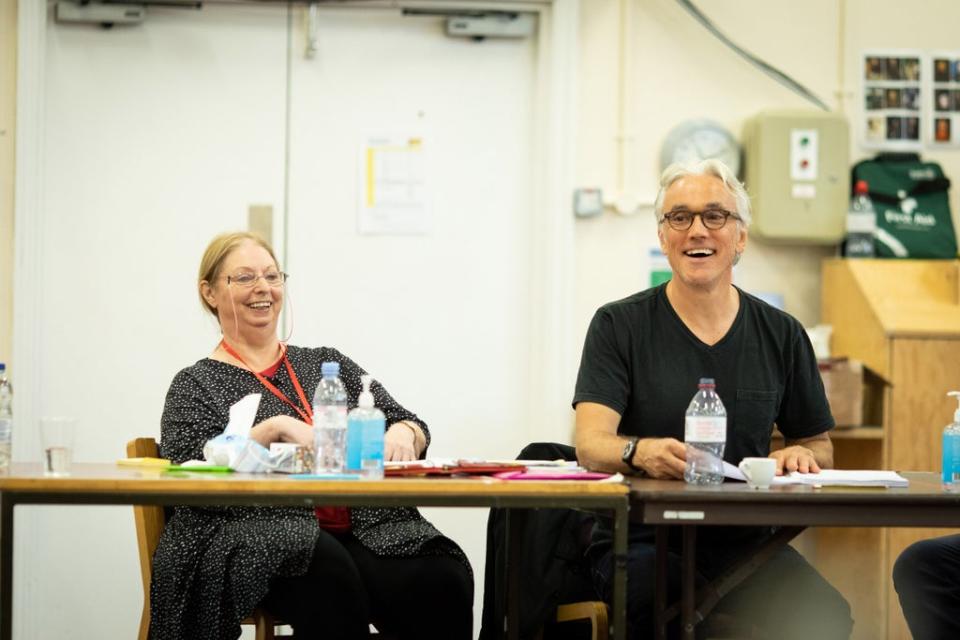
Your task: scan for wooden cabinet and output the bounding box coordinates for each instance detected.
[815,258,960,639]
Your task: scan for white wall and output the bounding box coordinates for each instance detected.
[573,0,960,351]
[16,4,289,639]
[574,0,842,350]
[14,2,574,638]
[9,0,960,638]
[0,0,14,365]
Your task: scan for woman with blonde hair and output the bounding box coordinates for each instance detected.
[150,231,472,640]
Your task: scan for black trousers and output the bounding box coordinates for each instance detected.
[893,533,960,640]
[260,529,473,640]
[590,526,853,640]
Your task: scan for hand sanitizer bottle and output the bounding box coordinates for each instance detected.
[347,375,385,479]
[942,391,960,486]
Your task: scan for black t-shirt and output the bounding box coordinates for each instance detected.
[573,284,834,464]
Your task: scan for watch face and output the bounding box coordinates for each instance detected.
[660,120,741,176]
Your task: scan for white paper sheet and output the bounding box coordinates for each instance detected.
[358,133,430,235]
[723,460,908,488]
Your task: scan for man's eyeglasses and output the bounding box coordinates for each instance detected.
[226,270,288,288]
[660,208,741,231]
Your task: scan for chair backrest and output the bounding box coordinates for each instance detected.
[126,437,283,640]
[127,437,166,640]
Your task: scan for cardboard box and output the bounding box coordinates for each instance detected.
[818,358,887,428]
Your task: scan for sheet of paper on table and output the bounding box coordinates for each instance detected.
[723,460,909,488]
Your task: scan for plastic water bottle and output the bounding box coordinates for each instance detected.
[346,375,385,479]
[942,391,960,486]
[845,180,876,258]
[684,378,726,485]
[312,362,348,473]
[0,364,11,471]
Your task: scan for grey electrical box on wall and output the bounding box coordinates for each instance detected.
[742,109,849,243]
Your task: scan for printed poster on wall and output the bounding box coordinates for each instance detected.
[358,133,431,235]
[861,50,923,151]
[929,53,960,147]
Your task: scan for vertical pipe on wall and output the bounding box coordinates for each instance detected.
[611,0,639,215]
[14,3,47,637]
[0,0,16,366]
[281,3,293,334]
[835,0,846,113]
[615,0,628,193]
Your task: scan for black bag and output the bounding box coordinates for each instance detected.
[851,153,958,259]
[478,442,598,640]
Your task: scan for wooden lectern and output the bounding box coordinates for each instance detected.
[819,258,960,639]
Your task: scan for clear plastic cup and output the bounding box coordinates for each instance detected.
[40,417,76,476]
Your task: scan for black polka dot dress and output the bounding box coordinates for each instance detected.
[149,346,470,640]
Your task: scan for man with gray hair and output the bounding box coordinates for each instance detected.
[572,160,852,638]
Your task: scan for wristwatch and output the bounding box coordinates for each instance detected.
[621,436,643,474]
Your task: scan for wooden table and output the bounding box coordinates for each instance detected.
[629,472,960,640]
[0,463,629,640]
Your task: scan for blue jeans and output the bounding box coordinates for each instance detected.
[589,526,852,639]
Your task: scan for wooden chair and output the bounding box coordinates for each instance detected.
[127,437,286,640]
[549,601,609,640]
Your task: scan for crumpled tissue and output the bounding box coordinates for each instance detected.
[199,393,297,473]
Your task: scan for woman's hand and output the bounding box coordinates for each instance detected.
[249,415,313,448]
[384,422,420,462]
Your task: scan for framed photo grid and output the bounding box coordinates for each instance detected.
[862,50,922,150]
[930,53,960,146]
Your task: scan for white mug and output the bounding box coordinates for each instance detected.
[738,457,775,490]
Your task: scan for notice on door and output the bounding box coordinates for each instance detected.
[358,134,430,235]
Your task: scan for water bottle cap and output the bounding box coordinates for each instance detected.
[698,378,715,387]
[321,361,340,377]
[855,180,869,194]
[0,363,5,373]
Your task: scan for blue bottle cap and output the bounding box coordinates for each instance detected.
[321,361,340,377]
[698,378,715,386]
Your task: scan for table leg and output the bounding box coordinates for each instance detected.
[0,493,11,640]
[611,499,628,640]
[681,525,696,640]
[654,525,668,640]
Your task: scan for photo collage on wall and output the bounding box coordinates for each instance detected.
[930,53,960,146]
[862,51,922,150]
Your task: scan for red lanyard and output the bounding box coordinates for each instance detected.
[220,339,314,425]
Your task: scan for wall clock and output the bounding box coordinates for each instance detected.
[659,119,742,176]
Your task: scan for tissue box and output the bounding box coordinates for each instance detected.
[818,358,887,428]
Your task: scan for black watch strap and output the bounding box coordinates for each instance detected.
[621,436,643,474]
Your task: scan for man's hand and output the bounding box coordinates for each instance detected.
[770,445,821,475]
[636,437,687,479]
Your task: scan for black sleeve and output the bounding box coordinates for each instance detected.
[572,307,630,416]
[329,349,432,454]
[776,328,835,440]
[159,369,230,464]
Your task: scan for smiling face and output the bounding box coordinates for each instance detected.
[200,239,283,341]
[658,173,747,292]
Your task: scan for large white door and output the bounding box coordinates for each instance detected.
[20,4,288,639]
[285,5,539,627]
[17,2,556,638]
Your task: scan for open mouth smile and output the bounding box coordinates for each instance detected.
[683,248,716,259]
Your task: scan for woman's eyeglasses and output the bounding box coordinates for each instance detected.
[225,271,288,288]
